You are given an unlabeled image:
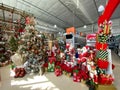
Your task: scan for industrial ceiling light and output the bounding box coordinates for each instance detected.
[98,5,104,12]
[58,32,61,34]
[83,25,87,28]
[54,25,57,28]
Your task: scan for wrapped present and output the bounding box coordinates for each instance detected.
[47,62,55,72]
[96,34,108,43]
[73,70,79,76]
[97,59,109,69]
[55,67,62,76]
[96,42,108,50]
[66,66,73,73]
[74,70,89,81]
[99,74,114,85]
[73,75,81,82]
[103,23,111,35]
[97,50,108,60]
[80,70,89,80]
[10,53,23,66]
[14,67,26,78]
[73,69,79,80]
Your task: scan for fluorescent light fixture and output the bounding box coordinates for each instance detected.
[98,5,104,12]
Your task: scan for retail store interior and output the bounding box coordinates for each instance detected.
[0,0,120,90]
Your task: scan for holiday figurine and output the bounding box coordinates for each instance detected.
[89,66,98,84]
[52,44,57,57]
[89,50,94,61]
[79,46,90,58]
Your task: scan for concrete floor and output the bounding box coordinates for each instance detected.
[112,51,120,90]
[0,51,119,90]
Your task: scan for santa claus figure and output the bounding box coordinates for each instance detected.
[79,46,90,58]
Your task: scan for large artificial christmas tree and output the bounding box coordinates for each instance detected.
[11,16,48,75]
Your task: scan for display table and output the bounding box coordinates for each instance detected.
[95,84,116,90]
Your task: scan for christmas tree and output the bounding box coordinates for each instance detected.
[9,36,18,52]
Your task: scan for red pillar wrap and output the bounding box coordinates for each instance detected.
[98,0,120,25]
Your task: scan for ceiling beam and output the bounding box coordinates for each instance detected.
[72,0,93,23]
[0,3,31,17]
[21,0,72,27]
[93,0,100,17]
[2,3,5,21]
[0,18,24,26]
[58,0,85,25]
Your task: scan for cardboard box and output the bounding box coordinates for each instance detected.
[95,84,116,90]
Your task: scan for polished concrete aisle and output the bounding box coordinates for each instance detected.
[0,66,88,90]
[112,51,120,90]
[0,51,119,90]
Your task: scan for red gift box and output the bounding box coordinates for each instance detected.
[108,76,114,84]
[97,59,109,69]
[99,75,107,84]
[79,70,89,80]
[99,74,114,85]
[103,23,111,35]
[66,66,73,73]
[73,75,81,82]
[96,42,108,50]
[55,68,62,76]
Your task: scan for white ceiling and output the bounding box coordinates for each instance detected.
[0,0,120,29]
